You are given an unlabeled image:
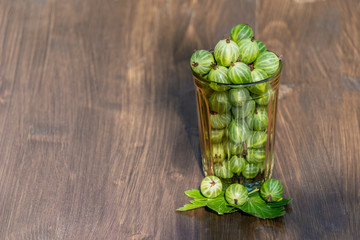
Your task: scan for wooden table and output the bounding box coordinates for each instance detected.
[0,0,359,239]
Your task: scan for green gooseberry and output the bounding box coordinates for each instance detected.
[208,91,231,114]
[228,119,251,144]
[208,65,232,91]
[247,131,267,148]
[258,161,266,173]
[246,149,266,164]
[252,89,274,106]
[228,62,251,84]
[210,112,231,129]
[230,24,254,45]
[214,38,240,67]
[225,183,248,206]
[210,128,226,143]
[247,68,269,95]
[224,139,243,156]
[229,155,246,174]
[228,88,251,107]
[253,107,268,131]
[212,143,226,163]
[242,163,259,179]
[254,40,267,54]
[200,176,223,198]
[237,38,259,64]
[214,161,233,179]
[190,50,215,75]
[254,51,280,76]
[260,178,284,202]
[232,100,255,119]
[245,115,254,130]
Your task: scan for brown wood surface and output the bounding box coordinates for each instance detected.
[0,0,359,239]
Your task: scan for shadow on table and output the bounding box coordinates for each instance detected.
[177,88,203,172]
[176,208,288,239]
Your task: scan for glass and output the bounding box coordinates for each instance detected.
[192,61,282,191]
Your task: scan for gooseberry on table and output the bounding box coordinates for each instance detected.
[260,178,284,202]
[225,183,248,206]
[200,176,223,198]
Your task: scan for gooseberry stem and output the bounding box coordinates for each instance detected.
[210,63,217,70]
[248,64,254,71]
[248,188,259,195]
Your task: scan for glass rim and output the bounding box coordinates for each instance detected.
[192,57,283,88]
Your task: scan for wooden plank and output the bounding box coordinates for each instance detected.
[0,0,358,239]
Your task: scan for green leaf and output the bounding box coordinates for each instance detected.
[176,200,207,211]
[267,198,293,207]
[206,192,238,215]
[239,193,285,219]
[185,189,207,200]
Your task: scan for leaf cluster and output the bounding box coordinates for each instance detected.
[177,189,292,219]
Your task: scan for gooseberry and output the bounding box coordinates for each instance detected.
[225,183,248,206]
[253,107,268,131]
[237,38,259,64]
[212,143,226,163]
[228,62,251,84]
[232,100,255,119]
[242,163,259,179]
[247,68,269,95]
[246,149,266,164]
[254,40,267,54]
[230,24,254,44]
[228,119,251,144]
[254,51,280,76]
[214,38,240,67]
[260,178,284,202]
[209,91,231,114]
[210,112,231,129]
[208,65,232,91]
[229,155,246,174]
[214,161,233,179]
[200,176,223,198]
[228,88,251,107]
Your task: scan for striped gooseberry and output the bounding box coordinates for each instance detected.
[200,176,223,198]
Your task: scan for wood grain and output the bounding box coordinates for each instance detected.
[0,0,358,239]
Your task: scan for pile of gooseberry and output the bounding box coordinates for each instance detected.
[190,24,281,185]
[201,176,284,205]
